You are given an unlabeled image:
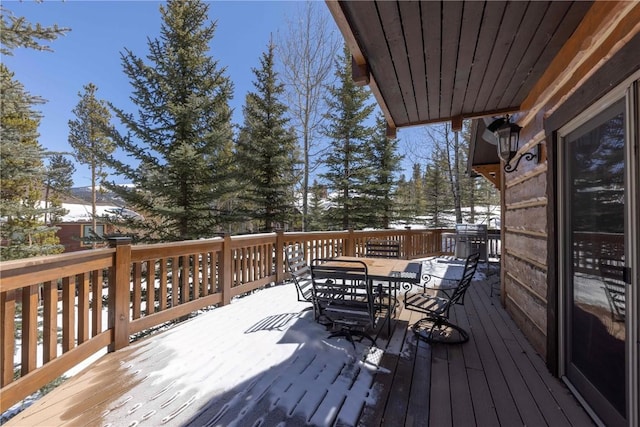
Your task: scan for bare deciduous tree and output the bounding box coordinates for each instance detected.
[277,1,338,231]
[426,123,463,224]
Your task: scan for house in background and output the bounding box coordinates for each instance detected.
[327,1,639,425]
[55,202,141,252]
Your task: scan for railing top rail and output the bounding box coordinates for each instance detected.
[131,238,225,261]
[0,249,115,292]
[0,247,115,271]
[282,230,350,238]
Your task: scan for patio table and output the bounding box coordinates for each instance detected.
[323,256,423,334]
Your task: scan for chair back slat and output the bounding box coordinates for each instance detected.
[447,252,480,308]
[285,244,313,302]
[311,259,376,327]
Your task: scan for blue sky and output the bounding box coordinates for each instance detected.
[3,0,424,188]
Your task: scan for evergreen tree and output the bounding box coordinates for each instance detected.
[102,0,235,241]
[0,6,69,56]
[307,180,327,231]
[43,154,74,224]
[0,65,64,259]
[0,7,68,258]
[410,163,426,218]
[392,174,417,225]
[361,113,402,228]
[235,40,299,232]
[321,44,375,230]
[68,83,114,247]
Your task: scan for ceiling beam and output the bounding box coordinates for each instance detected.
[351,56,370,86]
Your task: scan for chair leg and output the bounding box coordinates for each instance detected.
[412,317,469,344]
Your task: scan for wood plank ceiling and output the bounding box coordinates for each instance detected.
[327,0,593,133]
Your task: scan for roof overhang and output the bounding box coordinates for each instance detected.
[326,0,593,135]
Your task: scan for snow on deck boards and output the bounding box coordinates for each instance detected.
[6,258,595,427]
[7,283,391,427]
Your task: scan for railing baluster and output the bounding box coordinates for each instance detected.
[91,270,102,337]
[132,262,142,319]
[1,290,16,386]
[62,276,75,352]
[43,280,57,363]
[159,258,168,310]
[146,260,155,315]
[201,253,208,297]
[21,285,38,375]
[77,272,90,344]
[171,256,179,307]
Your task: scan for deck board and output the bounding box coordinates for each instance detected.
[5,260,594,427]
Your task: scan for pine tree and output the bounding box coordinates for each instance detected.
[0,65,64,259]
[235,40,299,232]
[102,0,235,241]
[392,174,417,225]
[321,44,375,230]
[68,83,113,247]
[361,113,402,228]
[0,7,68,258]
[0,6,69,56]
[43,154,75,224]
[307,180,327,231]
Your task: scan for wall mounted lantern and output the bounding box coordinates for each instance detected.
[488,115,539,173]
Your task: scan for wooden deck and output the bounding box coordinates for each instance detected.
[5,261,593,426]
[369,264,594,426]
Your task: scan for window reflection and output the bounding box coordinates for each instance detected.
[568,104,625,415]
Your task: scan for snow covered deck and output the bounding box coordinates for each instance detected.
[6,261,593,426]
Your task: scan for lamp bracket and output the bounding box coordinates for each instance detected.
[504,144,540,173]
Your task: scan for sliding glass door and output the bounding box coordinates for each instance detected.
[559,77,638,427]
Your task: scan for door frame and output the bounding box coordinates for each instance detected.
[555,77,637,425]
[544,30,639,423]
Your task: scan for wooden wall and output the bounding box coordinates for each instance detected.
[56,222,111,252]
[500,1,640,361]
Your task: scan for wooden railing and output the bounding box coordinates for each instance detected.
[0,228,449,411]
[572,231,624,274]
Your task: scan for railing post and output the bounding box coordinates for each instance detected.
[221,233,233,306]
[275,230,285,284]
[403,226,411,259]
[345,229,356,257]
[108,237,131,352]
[434,229,443,254]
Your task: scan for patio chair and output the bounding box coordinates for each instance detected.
[311,258,381,347]
[404,252,480,344]
[365,239,401,259]
[285,244,313,303]
[285,244,326,323]
[365,239,402,321]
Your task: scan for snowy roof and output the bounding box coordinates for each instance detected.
[60,203,142,222]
